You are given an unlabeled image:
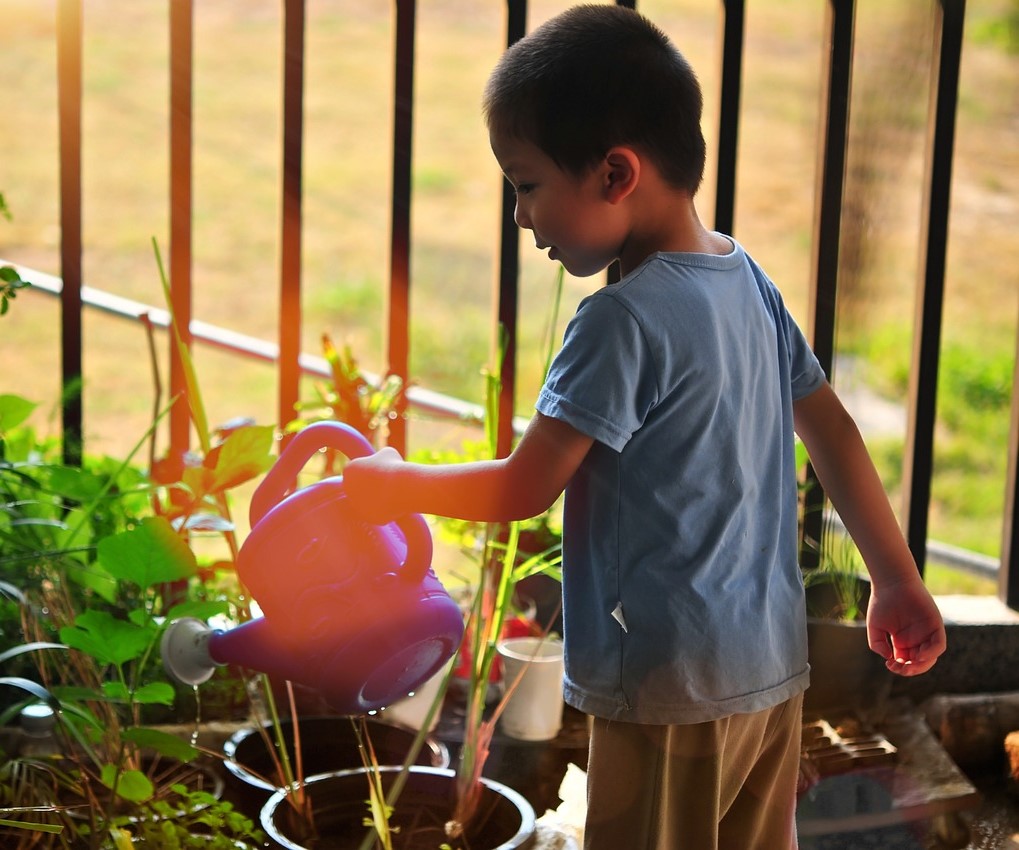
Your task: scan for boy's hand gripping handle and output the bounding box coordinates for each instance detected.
[249,421,432,584]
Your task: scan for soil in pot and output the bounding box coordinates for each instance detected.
[261,766,535,850]
[223,716,449,817]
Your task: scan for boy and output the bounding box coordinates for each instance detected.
[345,5,946,848]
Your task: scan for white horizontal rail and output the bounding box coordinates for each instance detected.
[4,259,528,434]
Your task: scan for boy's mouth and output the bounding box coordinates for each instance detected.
[535,240,557,260]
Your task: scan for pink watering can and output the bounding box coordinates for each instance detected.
[161,421,464,715]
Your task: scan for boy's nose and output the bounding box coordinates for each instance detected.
[514,202,531,230]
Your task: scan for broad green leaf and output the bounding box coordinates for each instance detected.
[47,465,105,503]
[97,516,197,587]
[101,764,154,803]
[102,681,131,702]
[100,670,175,705]
[63,560,118,605]
[0,394,36,432]
[60,610,152,666]
[122,727,198,762]
[207,425,275,493]
[166,599,229,622]
[52,684,107,705]
[131,681,176,706]
[180,465,216,501]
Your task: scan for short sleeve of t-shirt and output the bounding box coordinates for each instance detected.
[537,295,659,452]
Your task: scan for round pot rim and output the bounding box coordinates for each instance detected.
[222,716,449,792]
[496,635,564,662]
[260,765,536,850]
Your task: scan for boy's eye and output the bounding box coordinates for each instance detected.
[514,183,535,196]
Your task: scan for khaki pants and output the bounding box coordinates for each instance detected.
[584,693,803,850]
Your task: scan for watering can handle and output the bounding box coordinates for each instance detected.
[250,422,432,584]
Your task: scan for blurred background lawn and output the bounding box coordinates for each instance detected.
[1,0,1016,592]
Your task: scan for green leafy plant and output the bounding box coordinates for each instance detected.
[288,332,407,451]
[0,194,31,317]
[0,242,277,847]
[110,783,266,848]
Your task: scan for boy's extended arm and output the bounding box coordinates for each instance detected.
[794,382,946,676]
[343,412,594,525]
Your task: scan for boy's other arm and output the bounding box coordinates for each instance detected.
[793,382,946,676]
[343,412,594,525]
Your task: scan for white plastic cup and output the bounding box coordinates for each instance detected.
[496,636,565,741]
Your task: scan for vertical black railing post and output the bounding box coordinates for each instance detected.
[714,0,745,237]
[1002,307,1019,607]
[495,0,527,458]
[902,0,965,576]
[801,0,855,569]
[387,0,416,454]
[278,0,306,436]
[57,0,83,465]
[169,0,194,458]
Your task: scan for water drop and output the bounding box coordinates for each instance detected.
[190,684,202,746]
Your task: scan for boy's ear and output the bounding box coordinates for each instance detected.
[602,146,640,204]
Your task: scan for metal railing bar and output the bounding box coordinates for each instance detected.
[169,0,194,455]
[902,0,965,577]
[387,0,417,454]
[57,0,83,465]
[801,0,856,571]
[1001,305,1019,604]
[495,0,528,458]
[714,0,745,236]
[278,0,306,438]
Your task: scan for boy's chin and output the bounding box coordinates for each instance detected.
[557,256,613,278]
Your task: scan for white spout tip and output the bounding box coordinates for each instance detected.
[161,617,219,686]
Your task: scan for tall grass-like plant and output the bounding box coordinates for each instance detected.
[351,269,566,849]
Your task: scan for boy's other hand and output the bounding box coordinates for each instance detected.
[866,576,947,676]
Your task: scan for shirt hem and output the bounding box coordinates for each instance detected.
[563,668,810,725]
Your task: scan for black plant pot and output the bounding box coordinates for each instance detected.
[223,716,449,818]
[805,616,891,714]
[261,766,535,850]
[804,576,891,713]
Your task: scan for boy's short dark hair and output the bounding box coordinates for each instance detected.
[483,4,706,193]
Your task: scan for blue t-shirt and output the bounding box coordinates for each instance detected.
[536,241,826,724]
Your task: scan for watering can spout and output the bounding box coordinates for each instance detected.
[161,617,327,689]
[162,596,464,715]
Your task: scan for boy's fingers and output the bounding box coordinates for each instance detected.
[877,630,945,676]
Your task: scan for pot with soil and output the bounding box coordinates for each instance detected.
[260,766,536,850]
[223,716,449,818]
[805,577,891,713]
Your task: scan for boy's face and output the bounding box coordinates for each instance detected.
[490,132,626,278]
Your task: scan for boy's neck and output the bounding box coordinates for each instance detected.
[617,175,731,277]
